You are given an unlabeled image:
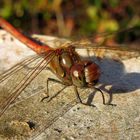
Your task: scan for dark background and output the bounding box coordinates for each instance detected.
[0,0,140,43]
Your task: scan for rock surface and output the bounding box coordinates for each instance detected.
[0,30,140,140]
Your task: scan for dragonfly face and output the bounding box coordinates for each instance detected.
[70,60,100,87]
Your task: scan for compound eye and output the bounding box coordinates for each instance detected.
[71,64,87,87]
[73,70,79,78]
[73,70,82,81]
[60,52,73,68]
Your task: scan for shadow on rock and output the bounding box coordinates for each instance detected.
[86,57,140,105]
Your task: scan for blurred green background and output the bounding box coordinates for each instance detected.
[0,0,140,42]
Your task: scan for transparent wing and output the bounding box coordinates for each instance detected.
[0,54,41,83]
[34,35,140,61]
[70,27,140,60]
[74,43,140,61]
[0,49,91,139]
[0,51,55,117]
[33,27,140,61]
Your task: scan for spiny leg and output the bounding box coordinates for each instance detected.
[41,77,67,102]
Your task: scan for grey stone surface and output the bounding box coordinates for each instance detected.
[0,30,140,140]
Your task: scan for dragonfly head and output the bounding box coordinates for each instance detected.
[70,60,100,87]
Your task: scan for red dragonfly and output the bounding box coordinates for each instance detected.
[0,17,140,119]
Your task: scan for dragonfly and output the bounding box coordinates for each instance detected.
[0,17,140,139]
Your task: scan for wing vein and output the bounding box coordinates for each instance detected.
[0,51,55,117]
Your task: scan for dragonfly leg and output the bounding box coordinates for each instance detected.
[106,92,117,106]
[74,86,83,103]
[94,87,106,105]
[41,78,67,102]
[41,77,51,101]
[74,86,96,107]
[94,87,116,106]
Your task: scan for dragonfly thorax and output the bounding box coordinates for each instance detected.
[50,47,100,87]
[70,60,100,87]
[49,47,80,85]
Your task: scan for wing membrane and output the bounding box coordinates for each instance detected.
[0,54,41,83]
[0,51,55,117]
[75,44,140,60]
[33,31,140,61]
